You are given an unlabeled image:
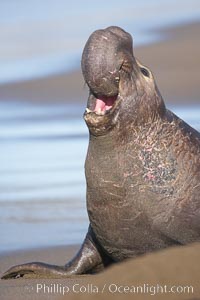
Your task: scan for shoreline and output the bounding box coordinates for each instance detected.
[0,21,199,105]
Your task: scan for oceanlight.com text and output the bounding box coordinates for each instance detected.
[23,282,195,296]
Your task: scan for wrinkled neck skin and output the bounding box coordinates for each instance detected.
[115,78,166,142]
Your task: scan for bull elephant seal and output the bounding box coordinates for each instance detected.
[2,26,200,279]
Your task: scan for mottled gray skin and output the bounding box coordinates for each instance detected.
[2,26,200,279]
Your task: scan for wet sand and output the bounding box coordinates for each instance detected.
[1,21,200,300]
[0,21,199,105]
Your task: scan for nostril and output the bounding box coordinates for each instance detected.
[119,57,133,74]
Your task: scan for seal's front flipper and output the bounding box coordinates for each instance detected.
[63,225,112,274]
[1,262,67,279]
[1,226,112,279]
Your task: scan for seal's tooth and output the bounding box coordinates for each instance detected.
[100,111,106,115]
[86,108,92,113]
[97,108,102,114]
[94,108,106,116]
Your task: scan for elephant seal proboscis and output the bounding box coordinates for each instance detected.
[2,26,200,279]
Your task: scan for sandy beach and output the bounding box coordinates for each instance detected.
[0,21,200,300]
[1,243,200,300]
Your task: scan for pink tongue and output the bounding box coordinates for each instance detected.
[94,97,115,112]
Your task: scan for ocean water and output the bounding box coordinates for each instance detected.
[0,101,199,253]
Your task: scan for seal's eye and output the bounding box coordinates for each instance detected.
[140,67,150,78]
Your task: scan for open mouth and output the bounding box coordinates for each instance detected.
[85,94,119,116]
[83,91,121,135]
